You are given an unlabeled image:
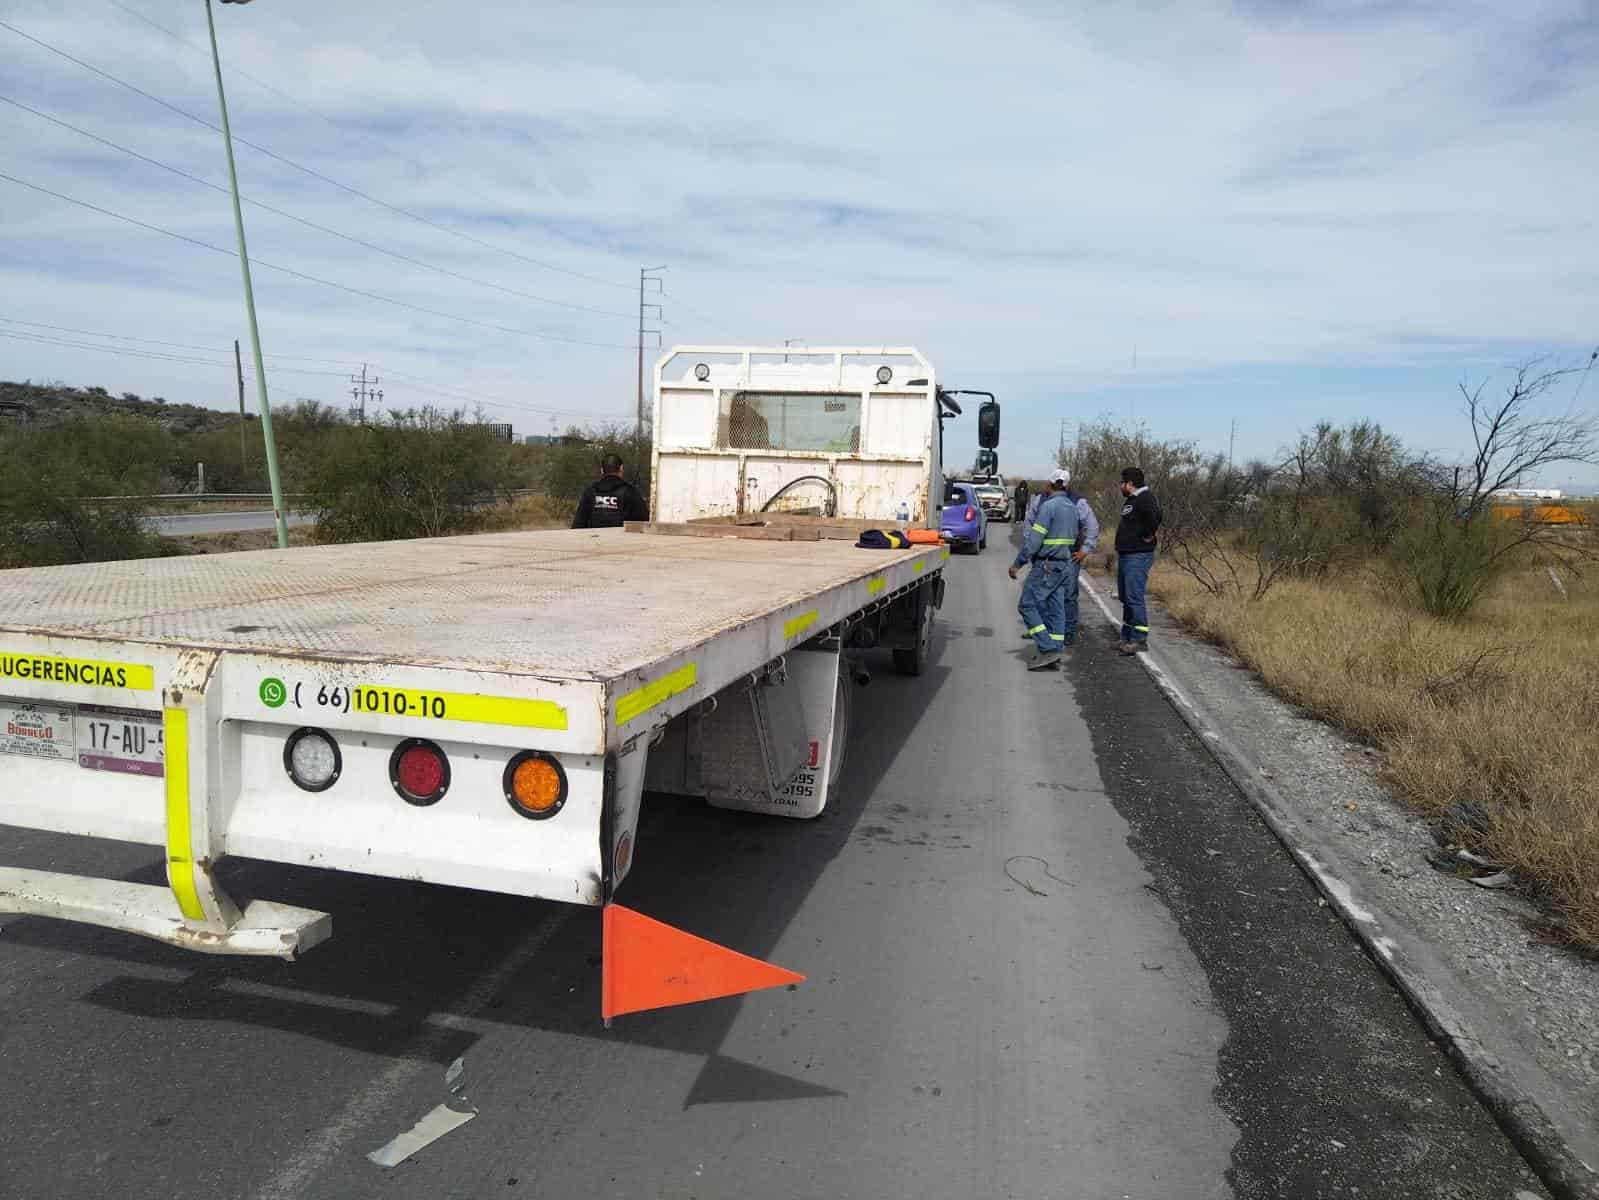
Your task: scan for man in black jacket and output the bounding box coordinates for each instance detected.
[573,454,649,529]
[1114,466,1161,654]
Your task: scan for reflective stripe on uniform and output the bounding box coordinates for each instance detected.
[1050,634,1066,642]
[1042,537,1075,546]
[1027,624,1046,635]
[1031,523,1048,534]
[1134,625,1150,632]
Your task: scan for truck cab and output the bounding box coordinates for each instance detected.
[651,347,943,525]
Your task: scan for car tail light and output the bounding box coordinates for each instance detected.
[965,506,976,521]
[283,727,341,792]
[503,751,568,820]
[390,738,450,806]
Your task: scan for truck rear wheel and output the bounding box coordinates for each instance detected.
[892,586,934,676]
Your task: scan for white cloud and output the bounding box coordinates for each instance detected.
[0,0,1594,475]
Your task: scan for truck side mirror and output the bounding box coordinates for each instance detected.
[977,400,1000,449]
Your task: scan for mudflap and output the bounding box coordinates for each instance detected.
[707,642,843,819]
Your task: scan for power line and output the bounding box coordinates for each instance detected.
[0,170,642,351]
[2,323,629,424]
[1,16,637,296]
[0,315,355,365]
[1,93,637,322]
[0,328,344,376]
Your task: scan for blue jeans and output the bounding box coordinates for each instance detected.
[1060,558,1082,643]
[1019,560,1072,652]
[1118,550,1153,643]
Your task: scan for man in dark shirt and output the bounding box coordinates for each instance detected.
[1113,466,1162,654]
[572,454,649,529]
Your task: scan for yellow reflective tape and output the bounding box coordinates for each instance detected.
[914,561,925,574]
[1027,624,1046,635]
[346,685,567,730]
[1043,537,1075,545]
[866,576,887,596]
[617,662,697,725]
[162,707,205,921]
[783,611,818,640]
[0,651,153,691]
[941,548,950,560]
[1031,523,1048,534]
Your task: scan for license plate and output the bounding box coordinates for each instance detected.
[0,699,76,763]
[76,704,164,776]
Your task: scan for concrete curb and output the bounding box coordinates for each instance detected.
[1080,574,1598,1200]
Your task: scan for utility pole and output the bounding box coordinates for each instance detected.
[636,267,665,441]
[350,363,382,422]
[1228,418,1237,477]
[206,0,287,549]
[1057,418,1067,467]
[234,338,247,479]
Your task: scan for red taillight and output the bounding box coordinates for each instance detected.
[965,506,976,521]
[390,738,450,806]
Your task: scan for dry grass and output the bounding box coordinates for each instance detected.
[479,493,569,531]
[1149,558,1599,950]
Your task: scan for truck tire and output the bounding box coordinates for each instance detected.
[892,585,934,676]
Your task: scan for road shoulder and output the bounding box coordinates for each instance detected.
[1080,573,1599,1200]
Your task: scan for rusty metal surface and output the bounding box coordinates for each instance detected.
[0,530,934,682]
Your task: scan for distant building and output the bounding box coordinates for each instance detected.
[1491,487,1563,501]
[0,399,30,421]
[485,423,514,443]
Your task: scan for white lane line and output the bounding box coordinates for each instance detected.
[251,906,569,1200]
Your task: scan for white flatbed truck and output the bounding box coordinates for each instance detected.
[0,347,977,1016]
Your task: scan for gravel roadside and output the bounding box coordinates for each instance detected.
[1079,570,1599,1197]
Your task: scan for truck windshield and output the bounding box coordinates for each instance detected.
[725,391,861,453]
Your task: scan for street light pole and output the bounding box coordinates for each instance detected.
[205,0,289,549]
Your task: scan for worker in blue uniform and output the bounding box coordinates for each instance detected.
[1008,469,1081,671]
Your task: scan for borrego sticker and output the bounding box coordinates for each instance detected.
[0,700,76,762]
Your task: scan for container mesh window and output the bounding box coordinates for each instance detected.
[724,391,861,453]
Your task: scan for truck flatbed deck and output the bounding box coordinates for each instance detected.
[0,529,943,727]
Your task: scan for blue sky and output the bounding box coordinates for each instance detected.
[2,0,1595,484]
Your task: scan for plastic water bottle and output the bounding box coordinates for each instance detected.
[896,499,910,525]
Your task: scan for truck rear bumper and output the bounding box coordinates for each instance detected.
[0,867,331,959]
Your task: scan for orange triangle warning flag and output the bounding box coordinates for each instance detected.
[602,904,805,1020]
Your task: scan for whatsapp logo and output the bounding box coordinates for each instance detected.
[259,677,287,709]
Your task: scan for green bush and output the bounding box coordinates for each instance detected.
[1390,507,1520,621]
[303,409,523,543]
[0,414,173,567]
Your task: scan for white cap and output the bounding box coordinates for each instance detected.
[1049,468,1071,487]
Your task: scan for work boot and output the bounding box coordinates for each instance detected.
[1025,647,1062,670]
[1117,640,1149,655]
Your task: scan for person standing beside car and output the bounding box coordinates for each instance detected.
[1113,467,1161,654]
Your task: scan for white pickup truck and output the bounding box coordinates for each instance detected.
[0,347,979,1014]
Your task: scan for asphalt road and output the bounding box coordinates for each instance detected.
[0,535,1548,1199]
[151,510,312,535]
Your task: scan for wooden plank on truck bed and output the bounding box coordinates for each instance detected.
[623,521,821,541]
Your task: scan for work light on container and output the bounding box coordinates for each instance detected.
[694,362,711,381]
[283,728,341,792]
[503,751,568,820]
[876,365,893,384]
[390,738,450,806]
